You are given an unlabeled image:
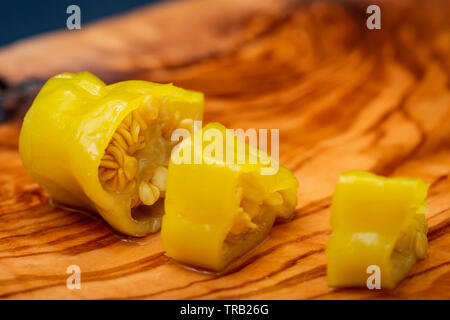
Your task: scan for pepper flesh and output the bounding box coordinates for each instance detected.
[19,72,203,236]
[161,123,299,271]
[326,171,429,289]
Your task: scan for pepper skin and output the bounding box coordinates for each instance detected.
[161,123,299,271]
[326,171,429,289]
[19,72,203,236]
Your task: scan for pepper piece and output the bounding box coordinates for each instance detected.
[161,123,298,271]
[326,171,429,289]
[19,72,203,236]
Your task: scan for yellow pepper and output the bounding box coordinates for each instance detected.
[19,71,203,236]
[161,123,298,271]
[326,171,429,289]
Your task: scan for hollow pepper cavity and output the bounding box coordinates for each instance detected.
[19,71,203,236]
[326,171,429,289]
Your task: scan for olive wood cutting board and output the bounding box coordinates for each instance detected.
[0,0,448,299]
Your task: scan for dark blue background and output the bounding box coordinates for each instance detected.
[0,0,162,47]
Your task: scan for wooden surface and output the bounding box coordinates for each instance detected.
[0,0,449,299]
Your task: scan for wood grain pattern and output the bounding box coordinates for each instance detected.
[0,0,449,299]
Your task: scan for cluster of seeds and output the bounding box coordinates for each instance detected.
[394,223,428,260]
[229,187,284,235]
[137,166,168,206]
[98,98,195,209]
[99,102,157,193]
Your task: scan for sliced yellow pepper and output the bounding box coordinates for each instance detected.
[326,171,429,289]
[161,123,298,271]
[19,71,203,236]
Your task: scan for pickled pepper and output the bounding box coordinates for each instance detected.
[161,123,299,271]
[326,171,429,289]
[19,72,203,236]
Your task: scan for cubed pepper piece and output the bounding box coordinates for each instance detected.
[326,171,429,289]
[161,123,298,271]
